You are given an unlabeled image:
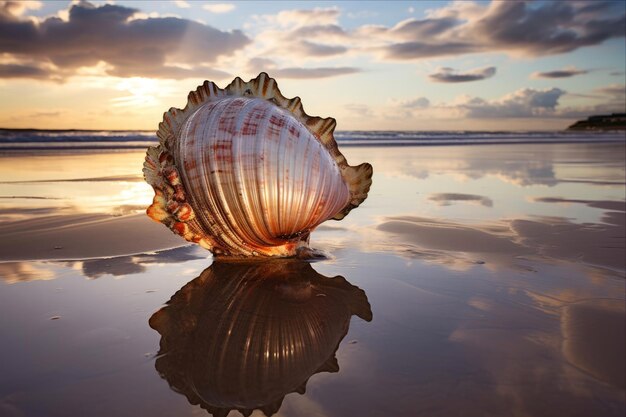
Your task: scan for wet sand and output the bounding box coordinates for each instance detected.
[0,213,185,261]
[0,142,624,417]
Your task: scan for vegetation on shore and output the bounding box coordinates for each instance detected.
[567,113,626,131]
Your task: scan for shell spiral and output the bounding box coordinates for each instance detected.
[144,73,372,257]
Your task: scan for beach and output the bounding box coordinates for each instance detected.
[0,138,624,417]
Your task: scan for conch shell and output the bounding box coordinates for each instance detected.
[149,260,372,417]
[143,73,372,257]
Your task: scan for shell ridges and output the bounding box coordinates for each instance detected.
[144,73,373,257]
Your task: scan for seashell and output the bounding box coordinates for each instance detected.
[149,259,372,416]
[143,73,372,257]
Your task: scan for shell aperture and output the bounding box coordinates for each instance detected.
[143,73,372,257]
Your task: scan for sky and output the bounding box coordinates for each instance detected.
[0,0,624,131]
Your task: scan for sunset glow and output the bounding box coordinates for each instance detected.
[0,0,624,130]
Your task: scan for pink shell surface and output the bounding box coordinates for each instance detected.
[175,97,350,256]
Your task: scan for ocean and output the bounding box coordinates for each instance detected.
[0,128,624,150]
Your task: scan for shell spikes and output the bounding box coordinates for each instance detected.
[143,72,373,257]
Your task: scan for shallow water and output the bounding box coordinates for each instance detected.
[0,142,624,417]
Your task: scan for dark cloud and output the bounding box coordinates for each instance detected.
[290,24,348,39]
[575,1,615,15]
[0,1,249,80]
[272,66,359,79]
[391,16,460,38]
[0,63,51,79]
[531,68,589,78]
[429,66,496,83]
[380,1,625,59]
[247,57,359,79]
[472,1,625,55]
[384,41,477,59]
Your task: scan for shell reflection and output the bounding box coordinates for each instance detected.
[149,260,372,417]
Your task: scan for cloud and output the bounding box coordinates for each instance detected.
[390,16,461,39]
[26,110,62,118]
[108,65,230,80]
[531,67,589,79]
[202,3,235,14]
[0,1,249,80]
[400,97,430,108]
[380,83,621,127]
[173,0,190,9]
[555,84,626,116]
[429,66,496,83]
[250,8,350,62]
[295,40,347,56]
[594,84,625,100]
[271,67,359,79]
[3,1,625,86]
[429,193,493,207]
[550,83,624,118]
[458,87,566,118]
[246,57,359,79]
[345,103,375,118]
[383,41,477,59]
[250,2,624,69]
[0,63,51,79]
[265,7,340,28]
[1,0,42,17]
[289,23,348,40]
[376,1,626,60]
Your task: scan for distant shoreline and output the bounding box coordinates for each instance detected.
[567,113,626,131]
